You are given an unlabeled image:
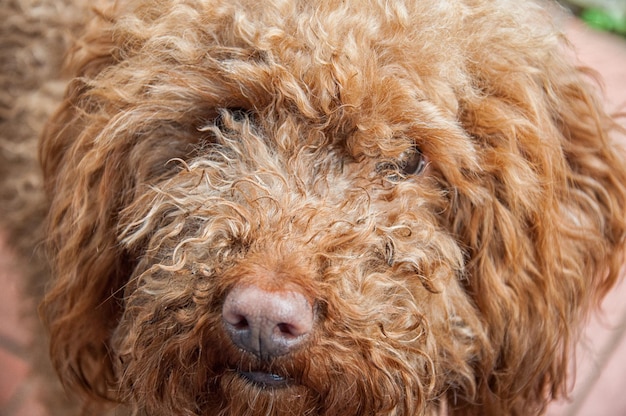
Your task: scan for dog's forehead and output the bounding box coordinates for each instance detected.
[211,0,465,113]
[119,0,469,146]
[92,0,563,191]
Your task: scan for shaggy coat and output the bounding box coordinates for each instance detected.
[39,0,626,415]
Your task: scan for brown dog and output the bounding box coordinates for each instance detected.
[34,0,626,414]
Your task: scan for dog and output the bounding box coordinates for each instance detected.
[28,0,626,414]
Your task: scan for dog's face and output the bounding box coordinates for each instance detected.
[40,0,626,415]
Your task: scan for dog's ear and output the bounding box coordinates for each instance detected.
[447,42,626,412]
[38,5,205,402]
[38,10,130,402]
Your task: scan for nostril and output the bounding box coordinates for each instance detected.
[233,316,249,330]
[223,309,249,329]
[276,322,298,338]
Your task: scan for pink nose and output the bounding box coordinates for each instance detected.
[222,284,314,359]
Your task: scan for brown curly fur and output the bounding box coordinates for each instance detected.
[19,0,626,414]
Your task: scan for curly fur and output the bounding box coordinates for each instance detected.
[32,0,626,415]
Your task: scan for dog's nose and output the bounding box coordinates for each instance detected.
[222,284,313,358]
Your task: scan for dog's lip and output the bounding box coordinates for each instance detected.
[238,371,291,388]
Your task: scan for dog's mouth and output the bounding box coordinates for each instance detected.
[224,350,303,389]
[238,370,291,388]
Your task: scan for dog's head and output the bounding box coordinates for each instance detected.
[40,0,626,414]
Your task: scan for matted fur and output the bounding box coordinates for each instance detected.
[35,0,626,415]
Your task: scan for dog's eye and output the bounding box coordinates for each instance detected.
[397,146,427,176]
[376,146,427,181]
[215,107,252,130]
